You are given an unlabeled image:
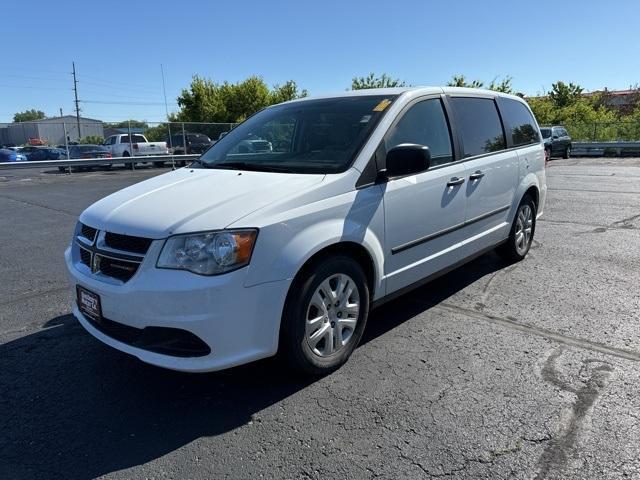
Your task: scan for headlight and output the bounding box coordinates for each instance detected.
[157,229,258,275]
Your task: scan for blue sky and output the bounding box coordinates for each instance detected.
[2,0,638,123]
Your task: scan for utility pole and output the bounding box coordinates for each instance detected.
[72,61,81,139]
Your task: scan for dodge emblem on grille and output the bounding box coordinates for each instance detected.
[91,254,102,274]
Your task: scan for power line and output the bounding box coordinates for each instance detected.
[80,89,167,101]
[0,83,69,91]
[79,73,162,90]
[1,73,69,83]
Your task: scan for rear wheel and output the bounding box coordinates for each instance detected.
[280,255,369,375]
[122,151,135,170]
[496,195,536,262]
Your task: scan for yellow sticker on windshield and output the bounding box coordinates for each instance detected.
[373,99,392,112]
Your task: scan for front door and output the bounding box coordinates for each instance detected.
[383,97,468,294]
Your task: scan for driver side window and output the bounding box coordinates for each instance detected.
[386,98,453,167]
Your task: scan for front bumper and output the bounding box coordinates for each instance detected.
[65,246,291,372]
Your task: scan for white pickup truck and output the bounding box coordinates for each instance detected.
[103,134,168,158]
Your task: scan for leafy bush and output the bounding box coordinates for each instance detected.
[78,135,104,145]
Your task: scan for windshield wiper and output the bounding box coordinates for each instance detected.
[208,161,294,173]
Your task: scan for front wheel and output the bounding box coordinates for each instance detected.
[563,145,571,159]
[496,195,536,262]
[280,256,370,375]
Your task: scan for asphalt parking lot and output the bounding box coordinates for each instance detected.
[1,158,639,480]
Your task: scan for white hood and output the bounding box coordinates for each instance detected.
[80,168,325,238]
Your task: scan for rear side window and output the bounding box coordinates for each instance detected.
[385,98,453,167]
[120,135,147,143]
[450,97,505,157]
[499,99,540,146]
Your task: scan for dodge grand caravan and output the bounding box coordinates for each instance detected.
[66,87,546,374]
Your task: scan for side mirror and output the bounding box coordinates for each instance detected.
[385,144,431,178]
[552,134,559,139]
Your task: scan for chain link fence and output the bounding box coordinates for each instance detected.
[560,122,640,142]
[0,120,237,149]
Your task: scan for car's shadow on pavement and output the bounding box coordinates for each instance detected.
[0,251,510,480]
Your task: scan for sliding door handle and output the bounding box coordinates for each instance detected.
[469,170,485,180]
[446,177,465,187]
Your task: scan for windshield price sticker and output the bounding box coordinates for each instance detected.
[372,99,392,112]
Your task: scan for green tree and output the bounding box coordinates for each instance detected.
[447,75,484,89]
[78,135,104,145]
[144,123,171,142]
[218,76,271,122]
[270,80,308,104]
[104,120,149,129]
[351,73,407,90]
[447,75,514,93]
[488,76,514,94]
[175,75,307,123]
[13,109,46,122]
[548,81,584,108]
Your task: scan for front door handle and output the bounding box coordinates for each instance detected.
[469,170,485,180]
[446,177,465,187]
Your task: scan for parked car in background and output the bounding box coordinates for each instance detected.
[102,134,168,159]
[58,145,112,172]
[540,126,572,159]
[167,132,214,155]
[67,87,546,375]
[155,132,214,167]
[20,146,66,161]
[0,148,28,162]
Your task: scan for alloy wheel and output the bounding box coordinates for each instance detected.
[515,204,533,255]
[305,273,360,357]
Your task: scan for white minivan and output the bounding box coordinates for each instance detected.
[66,87,546,374]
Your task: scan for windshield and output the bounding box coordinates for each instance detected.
[198,95,397,174]
[540,128,552,139]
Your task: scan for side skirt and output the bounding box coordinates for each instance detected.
[371,239,508,310]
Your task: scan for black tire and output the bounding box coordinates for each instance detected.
[122,151,135,170]
[153,161,165,168]
[58,166,67,173]
[563,145,571,159]
[280,255,370,375]
[545,147,551,160]
[496,195,536,262]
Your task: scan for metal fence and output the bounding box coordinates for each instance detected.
[0,121,237,148]
[560,122,640,142]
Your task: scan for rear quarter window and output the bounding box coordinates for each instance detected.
[450,97,505,157]
[120,135,147,143]
[499,98,540,146]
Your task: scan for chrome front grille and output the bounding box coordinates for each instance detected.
[75,223,152,283]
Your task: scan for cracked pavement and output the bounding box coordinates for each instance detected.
[1,158,639,479]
